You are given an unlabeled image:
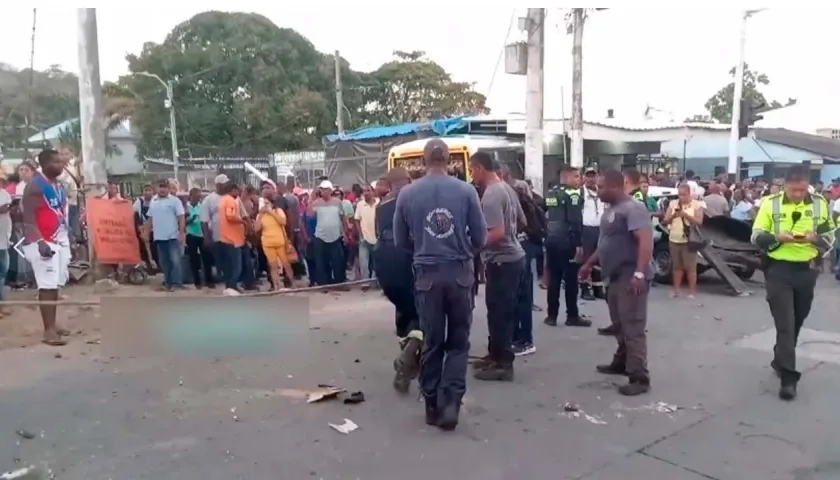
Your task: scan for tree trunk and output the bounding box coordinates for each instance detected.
[570,8,585,169]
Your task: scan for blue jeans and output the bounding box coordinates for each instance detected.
[218,243,242,289]
[513,254,535,345]
[154,239,183,287]
[238,245,256,289]
[358,240,375,280]
[0,249,8,302]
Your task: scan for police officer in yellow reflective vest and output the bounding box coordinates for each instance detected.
[543,166,590,327]
[751,166,835,401]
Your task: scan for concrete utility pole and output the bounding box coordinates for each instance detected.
[136,71,178,181]
[334,50,345,135]
[77,8,107,276]
[524,8,545,194]
[570,8,586,169]
[728,9,764,179]
[76,8,107,198]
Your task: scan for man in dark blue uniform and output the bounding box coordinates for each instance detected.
[394,139,487,431]
[543,166,590,327]
[373,168,422,394]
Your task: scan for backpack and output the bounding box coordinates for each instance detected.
[515,186,546,242]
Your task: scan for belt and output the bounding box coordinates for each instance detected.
[767,258,816,271]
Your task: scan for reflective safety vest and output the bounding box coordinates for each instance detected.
[751,192,833,262]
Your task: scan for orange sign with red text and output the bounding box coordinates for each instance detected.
[86,197,141,265]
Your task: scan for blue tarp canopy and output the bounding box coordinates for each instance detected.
[324,116,469,143]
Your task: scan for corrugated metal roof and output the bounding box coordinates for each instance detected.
[323,115,470,143]
[27,118,136,143]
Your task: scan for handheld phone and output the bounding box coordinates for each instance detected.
[793,234,805,240]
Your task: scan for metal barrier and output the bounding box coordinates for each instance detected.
[0,278,377,307]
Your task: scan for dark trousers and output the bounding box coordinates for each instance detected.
[513,254,535,345]
[213,242,227,279]
[607,277,650,381]
[304,241,318,286]
[218,243,242,289]
[766,261,818,383]
[545,246,580,319]
[154,239,183,287]
[314,238,346,285]
[237,245,256,289]
[580,226,602,293]
[485,258,527,366]
[185,234,214,287]
[416,261,474,407]
[374,243,417,338]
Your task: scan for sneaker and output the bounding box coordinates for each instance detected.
[512,343,536,356]
[473,363,514,382]
[393,337,422,394]
[222,288,241,296]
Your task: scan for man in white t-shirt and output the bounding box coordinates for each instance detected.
[0,172,12,316]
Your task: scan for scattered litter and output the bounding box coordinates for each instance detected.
[714,316,723,322]
[306,385,345,404]
[561,408,607,425]
[0,465,42,479]
[15,430,35,440]
[611,401,684,414]
[343,391,365,405]
[85,339,101,345]
[230,407,239,422]
[328,418,358,434]
[563,402,579,412]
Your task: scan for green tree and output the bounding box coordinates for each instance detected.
[361,50,488,124]
[704,64,796,124]
[122,11,356,158]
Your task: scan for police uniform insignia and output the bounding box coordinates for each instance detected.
[546,197,558,207]
[570,195,579,206]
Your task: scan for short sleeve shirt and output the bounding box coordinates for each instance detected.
[597,197,654,281]
[147,195,185,241]
[480,182,525,263]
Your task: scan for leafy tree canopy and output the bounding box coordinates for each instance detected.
[703,64,796,124]
[122,14,487,158]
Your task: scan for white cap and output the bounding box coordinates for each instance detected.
[214,174,230,184]
[370,180,377,189]
[319,180,334,189]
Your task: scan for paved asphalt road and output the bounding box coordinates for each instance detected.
[1,274,839,480]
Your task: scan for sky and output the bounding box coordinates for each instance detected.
[1,5,839,127]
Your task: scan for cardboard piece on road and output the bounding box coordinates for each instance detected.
[86,197,141,265]
[306,385,345,403]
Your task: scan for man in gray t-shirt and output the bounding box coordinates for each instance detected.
[470,152,528,381]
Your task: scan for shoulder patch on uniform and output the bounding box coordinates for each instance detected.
[545,196,558,207]
[569,195,579,206]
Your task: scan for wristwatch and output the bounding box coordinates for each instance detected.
[633,271,645,280]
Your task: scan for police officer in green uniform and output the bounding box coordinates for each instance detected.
[543,166,590,327]
[751,166,835,401]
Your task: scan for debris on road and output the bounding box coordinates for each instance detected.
[560,407,607,425]
[563,402,579,412]
[14,430,35,440]
[306,385,345,404]
[0,465,42,479]
[343,391,365,404]
[328,418,358,434]
[610,401,685,415]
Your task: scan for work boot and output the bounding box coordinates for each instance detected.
[580,288,596,301]
[424,398,439,426]
[473,362,514,382]
[598,324,618,336]
[618,377,650,396]
[565,316,592,327]
[593,287,606,300]
[471,354,494,370]
[437,402,460,431]
[544,316,558,327]
[392,333,423,394]
[779,381,797,401]
[596,362,628,376]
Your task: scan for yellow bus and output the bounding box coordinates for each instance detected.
[387,135,524,182]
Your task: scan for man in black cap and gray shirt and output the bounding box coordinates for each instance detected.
[394,138,487,431]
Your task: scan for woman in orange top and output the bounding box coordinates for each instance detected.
[255,182,293,291]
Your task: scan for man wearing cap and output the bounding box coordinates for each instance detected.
[394,138,487,431]
[200,174,247,284]
[580,167,605,301]
[308,179,348,286]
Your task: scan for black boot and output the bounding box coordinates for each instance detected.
[393,336,422,394]
[473,362,514,382]
[437,401,460,431]
[544,316,558,327]
[618,377,650,396]
[596,362,627,376]
[779,380,797,401]
[565,316,592,327]
[424,398,439,426]
[593,286,606,300]
[580,286,596,301]
[598,324,618,336]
